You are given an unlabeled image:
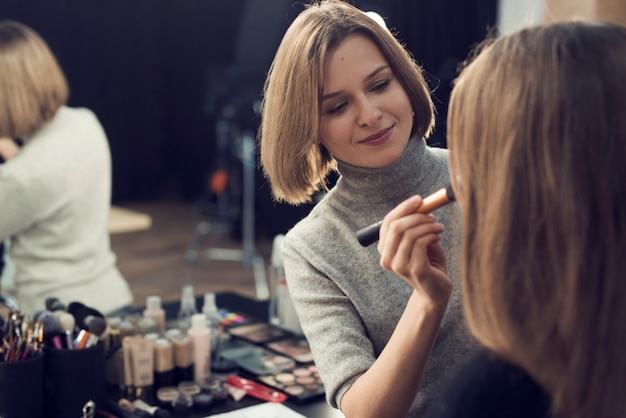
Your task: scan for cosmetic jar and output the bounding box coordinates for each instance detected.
[192,391,214,411]
[171,393,193,417]
[177,381,200,396]
[156,386,178,409]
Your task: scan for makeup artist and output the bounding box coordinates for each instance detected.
[259,1,476,417]
[0,20,133,317]
[422,20,626,418]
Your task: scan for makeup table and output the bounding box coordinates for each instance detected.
[121,291,344,418]
[107,206,152,234]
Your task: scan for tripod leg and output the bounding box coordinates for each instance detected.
[185,221,212,264]
[252,254,269,301]
[241,130,269,300]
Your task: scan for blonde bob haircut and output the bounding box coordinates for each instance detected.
[0,19,69,140]
[260,0,434,205]
[448,21,626,418]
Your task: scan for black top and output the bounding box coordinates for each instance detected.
[425,348,551,418]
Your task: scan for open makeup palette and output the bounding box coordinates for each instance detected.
[216,309,325,403]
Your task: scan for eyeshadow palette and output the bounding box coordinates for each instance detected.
[227,322,292,344]
[256,364,325,403]
[214,313,326,403]
[217,309,257,328]
[219,345,296,375]
[266,337,314,363]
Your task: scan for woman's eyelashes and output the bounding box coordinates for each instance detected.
[323,78,392,116]
[371,78,391,93]
[325,100,347,115]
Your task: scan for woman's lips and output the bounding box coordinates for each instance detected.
[359,126,393,146]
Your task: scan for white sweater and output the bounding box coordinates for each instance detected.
[0,107,133,316]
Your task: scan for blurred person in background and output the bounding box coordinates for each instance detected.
[0,19,132,316]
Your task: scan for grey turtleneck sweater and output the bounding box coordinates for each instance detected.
[282,138,477,417]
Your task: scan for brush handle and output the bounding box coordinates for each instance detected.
[356,186,455,247]
[356,221,383,247]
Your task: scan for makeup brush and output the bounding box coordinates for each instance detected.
[74,317,107,350]
[83,316,107,348]
[38,311,64,349]
[133,399,172,418]
[356,184,456,247]
[67,301,104,330]
[32,310,46,322]
[45,296,66,313]
[58,312,76,349]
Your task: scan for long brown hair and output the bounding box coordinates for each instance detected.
[259,0,434,204]
[0,20,68,140]
[448,20,626,418]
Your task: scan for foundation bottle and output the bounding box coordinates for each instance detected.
[143,295,166,336]
[187,313,211,382]
[169,330,194,384]
[153,338,175,390]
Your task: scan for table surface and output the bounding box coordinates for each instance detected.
[131,292,345,418]
[107,206,153,234]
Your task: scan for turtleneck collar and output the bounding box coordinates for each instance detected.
[332,137,443,211]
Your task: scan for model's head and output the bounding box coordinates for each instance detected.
[448,20,626,417]
[0,19,68,140]
[260,0,434,204]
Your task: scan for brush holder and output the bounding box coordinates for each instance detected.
[0,353,45,418]
[44,344,105,418]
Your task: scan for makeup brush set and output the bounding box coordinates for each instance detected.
[0,297,107,418]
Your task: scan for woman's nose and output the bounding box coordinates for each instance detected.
[357,97,382,127]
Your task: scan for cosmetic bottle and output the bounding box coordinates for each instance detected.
[168,330,194,384]
[268,234,303,334]
[136,317,158,336]
[104,317,124,387]
[200,292,236,373]
[178,285,198,331]
[187,313,211,383]
[153,338,175,390]
[122,335,140,399]
[201,292,220,351]
[143,295,166,336]
[130,337,156,404]
[119,319,137,339]
[104,317,121,352]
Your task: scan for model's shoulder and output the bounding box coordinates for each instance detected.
[284,206,329,241]
[425,144,450,161]
[283,198,349,246]
[425,350,551,418]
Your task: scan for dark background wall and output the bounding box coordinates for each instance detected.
[0,0,496,236]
